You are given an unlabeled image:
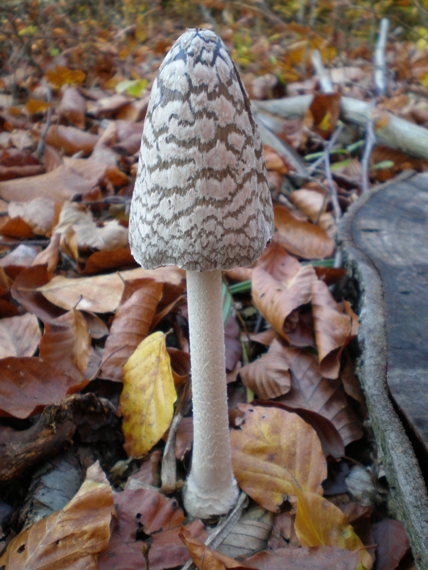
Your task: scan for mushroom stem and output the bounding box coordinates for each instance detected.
[183,269,239,518]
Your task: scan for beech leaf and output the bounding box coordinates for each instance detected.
[0,461,115,570]
[118,332,177,457]
[294,488,373,569]
[0,313,41,358]
[230,404,326,512]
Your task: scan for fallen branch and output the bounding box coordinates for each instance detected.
[252,96,428,159]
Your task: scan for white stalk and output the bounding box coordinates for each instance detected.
[183,269,239,518]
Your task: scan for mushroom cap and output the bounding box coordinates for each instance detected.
[129,28,274,271]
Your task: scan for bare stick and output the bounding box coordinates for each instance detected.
[374,18,390,96]
[311,49,334,94]
[323,124,344,225]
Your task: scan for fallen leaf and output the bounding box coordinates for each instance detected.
[0,461,114,570]
[118,332,177,457]
[45,66,86,88]
[147,520,208,570]
[304,93,341,139]
[37,266,184,313]
[0,244,42,271]
[98,487,186,570]
[40,309,92,381]
[0,164,101,203]
[100,279,164,382]
[239,339,291,399]
[251,244,316,340]
[372,519,410,570]
[230,404,326,512]
[274,204,335,259]
[8,197,61,237]
[59,86,86,129]
[294,488,373,569]
[289,189,335,237]
[0,313,41,358]
[180,526,247,569]
[312,280,359,379]
[0,357,79,419]
[245,545,361,569]
[277,347,363,446]
[38,125,99,156]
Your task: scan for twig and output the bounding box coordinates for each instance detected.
[181,492,248,570]
[374,18,390,96]
[323,124,344,225]
[361,103,376,194]
[34,83,53,160]
[0,238,50,247]
[311,49,334,94]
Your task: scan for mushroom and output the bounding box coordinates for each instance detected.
[129,29,274,518]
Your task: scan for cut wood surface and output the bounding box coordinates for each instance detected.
[339,171,428,569]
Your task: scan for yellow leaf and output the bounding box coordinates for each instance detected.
[45,66,86,88]
[25,98,54,114]
[294,488,373,569]
[119,332,177,457]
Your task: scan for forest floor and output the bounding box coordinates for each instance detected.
[0,1,428,569]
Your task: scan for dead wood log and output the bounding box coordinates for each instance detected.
[339,171,428,569]
[253,97,428,159]
[0,404,75,482]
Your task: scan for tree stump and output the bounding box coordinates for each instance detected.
[339,171,428,569]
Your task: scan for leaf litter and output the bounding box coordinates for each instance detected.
[0,2,422,569]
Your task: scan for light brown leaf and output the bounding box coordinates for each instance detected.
[179,527,247,570]
[40,309,92,381]
[45,66,86,88]
[37,267,185,313]
[59,86,86,129]
[40,125,99,156]
[9,197,61,236]
[239,339,291,399]
[0,164,101,203]
[312,280,359,379]
[274,204,335,259]
[100,279,164,382]
[230,404,326,512]
[0,313,41,358]
[289,189,335,238]
[244,546,361,569]
[0,461,114,570]
[277,347,363,446]
[0,244,42,270]
[252,245,317,340]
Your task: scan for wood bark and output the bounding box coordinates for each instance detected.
[339,171,428,569]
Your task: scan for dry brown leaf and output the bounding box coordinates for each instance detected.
[277,347,363,446]
[59,86,86,129]
[37,267,185,313]
[230,404,326,512]
[45,66,86,88]
[0,164,101,203]
[0,357,80,418]
[35,125,99,156]
[0,244,42,271]
[179,527,247,569]
[372,519,410,570]
[244,545,361,569]
[78,248,136,274]
[0,215,34,239]
[0,461,114,570]
[288,189,335,238]
[40,309,92,381]
[304,93,341,139]
[252,245,317,340]
[100,279,163,382]
[0,313,41,359]
[274,204,335,259]
[239,339,291,399]
[8,197,61,237]
[312,280,359,379]
[11,264,64,322]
